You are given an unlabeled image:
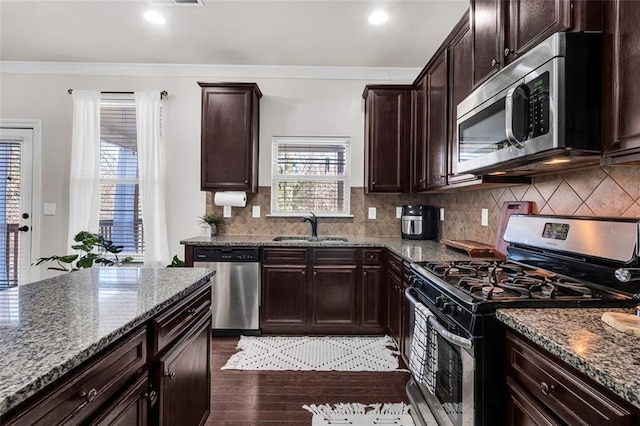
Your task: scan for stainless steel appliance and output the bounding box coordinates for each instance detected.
[455,32,602,176]
[193,246,260,336]
[401,205,438,240]
[405,215,640,426]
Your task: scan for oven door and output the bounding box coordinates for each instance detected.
[405,288,475,426]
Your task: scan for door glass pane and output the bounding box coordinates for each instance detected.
[435,334,463,426]
[458,98,508,162]
[0,141,21,289]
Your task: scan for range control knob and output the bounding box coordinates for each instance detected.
[408,276,417,287]
[442,302,455,315]
[435,296,445,309]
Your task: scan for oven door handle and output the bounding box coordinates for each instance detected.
[428,313,473,350]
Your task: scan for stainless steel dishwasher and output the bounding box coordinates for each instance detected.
[193,246,260,336]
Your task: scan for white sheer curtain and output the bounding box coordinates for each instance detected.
[68,90,101,252]
[136,91,170,267]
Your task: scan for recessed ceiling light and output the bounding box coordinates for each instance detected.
[368,11,389,25]
[144,11,167,25]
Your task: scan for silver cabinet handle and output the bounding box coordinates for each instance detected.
[491,58,498,67]
[504,48,512,57]
[540,382,556,395]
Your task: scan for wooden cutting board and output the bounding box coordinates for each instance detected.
[494,201,533,260]
[601,312,640,336]
[441,239,495,257]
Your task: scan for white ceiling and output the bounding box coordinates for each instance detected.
[0,0,469,69]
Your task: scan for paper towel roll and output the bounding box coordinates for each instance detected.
[214,191,247,207]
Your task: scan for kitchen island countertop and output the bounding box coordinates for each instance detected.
[497,307,640,409]
[180,235,493,263]
[0,267,215,415]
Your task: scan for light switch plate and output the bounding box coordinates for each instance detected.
[43,203,56,216]
[396,207,402,219]
[440,208,445,221]
[368,207,377,220]
[481,208,489,226]
[223,205,232,218]
[252,205,261,218]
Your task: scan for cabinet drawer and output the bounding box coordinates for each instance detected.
[363,249,383,265]
[386,251,402,276]
[312,248,358,264]
[262,248,307,264]
[507,332,639,425]
[152,284,212,354]
[88,374,149,426]
[5,327,147,426]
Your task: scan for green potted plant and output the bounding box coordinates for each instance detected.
[198,212,222,237]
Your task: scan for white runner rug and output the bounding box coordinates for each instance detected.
[303,403,415,425]
[221,335,406,371]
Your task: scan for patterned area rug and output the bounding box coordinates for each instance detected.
[303,403,415,425]
[221,335,406,371]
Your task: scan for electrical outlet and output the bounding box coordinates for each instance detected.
[252,205,260,218]
[368,207,377,220]
[481,208,489,226]
[223,205,232,218]
[440,208,445,221]
[396,207,402,219]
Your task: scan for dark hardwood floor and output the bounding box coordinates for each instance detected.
[207,337,411,426]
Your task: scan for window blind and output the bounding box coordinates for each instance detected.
[0,141,21,288]
[271,137,351,215]
[99,96,144,255]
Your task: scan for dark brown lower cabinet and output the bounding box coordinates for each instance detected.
[261,247,383,334]
[506,331,640,425]
[386,268,403,345]
[157,314,211,426]
[311,265,358,327]
[89,375,149,426]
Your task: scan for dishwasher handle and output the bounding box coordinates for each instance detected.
[193,247,260,262]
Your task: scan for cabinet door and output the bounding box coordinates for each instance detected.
[400,281,411,363]
[199,83,260,192]
[503,0,571,64]
[361,266,383,329]
[363,87,411,193]
[412,76,428,192]
[448,17,479,185]
[426,50,449,189]
[386,270,402,345]
[89,375,149,426]
[261,265,308,329]
[506,377,561,426]
[158,314,211,426]
[602,1,640,163]
[311,265,358,327]
[471,0,502,86]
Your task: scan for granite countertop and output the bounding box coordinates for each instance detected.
[180,235,492,263]
[0,267,215,416]
[496,307,640,409]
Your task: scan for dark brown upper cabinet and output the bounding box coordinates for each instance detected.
[471,0,602,88]
[363,86,412,193]
[411,76,428,193]
[426,50,449,190]
[198,82,262,193]
[602,0,640,164]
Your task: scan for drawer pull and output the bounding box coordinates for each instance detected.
[80,388,98,404]
[187,307,197,315]
[165,370,176,380]
[540,382,556,395]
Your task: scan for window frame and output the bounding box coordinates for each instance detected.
[270,136,352,217]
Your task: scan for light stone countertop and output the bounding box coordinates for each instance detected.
[0,267,215,416]
[496,308,640,409]
[180,235,493,263]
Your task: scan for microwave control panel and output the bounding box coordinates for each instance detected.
[527,71,550,138]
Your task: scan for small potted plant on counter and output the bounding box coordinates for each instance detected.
[198,212,222,237]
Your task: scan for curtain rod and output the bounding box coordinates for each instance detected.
[67,89,168,98]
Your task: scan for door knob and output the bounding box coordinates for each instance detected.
[491,58,498,67]
[18,226,29,232]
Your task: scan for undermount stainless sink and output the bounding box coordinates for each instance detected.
[272,236,348,242]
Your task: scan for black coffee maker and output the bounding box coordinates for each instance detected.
[401,205,438,240]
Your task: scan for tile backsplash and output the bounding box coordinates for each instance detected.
[206,165,640,245]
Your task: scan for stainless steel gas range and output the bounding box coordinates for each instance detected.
[405,215,640,426]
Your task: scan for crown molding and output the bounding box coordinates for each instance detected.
[0,61,420,82]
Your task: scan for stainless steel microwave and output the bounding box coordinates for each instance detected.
[455,32,602,176]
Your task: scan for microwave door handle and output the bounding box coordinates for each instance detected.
[427,315,473,350]
[505,84,530,149]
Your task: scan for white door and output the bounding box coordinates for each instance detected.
[0,128,33,287]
